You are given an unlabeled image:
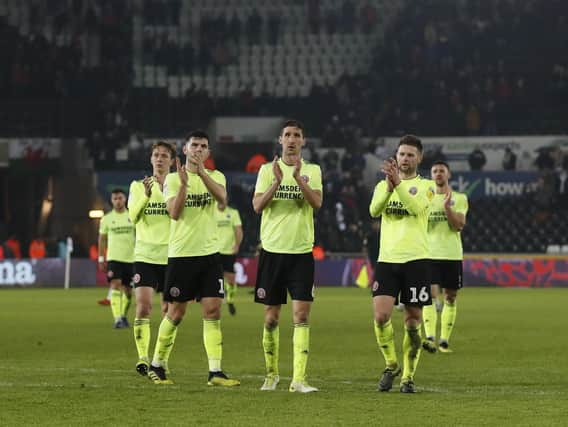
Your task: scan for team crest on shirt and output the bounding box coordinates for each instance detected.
[408,186,418,195]
[107,270,114,278]
[372,281,379,292]
[169,287,181,297]
[301,175,309,183]
[133,273,141,284]
[257,288,266,299]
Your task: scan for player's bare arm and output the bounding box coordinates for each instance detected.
[98,233,107,271]
[129,178,153,224]
[292,156,322,209]
[194,156,227,205]
[233,225,243,254]
[167,157,188,220]
[444,192,466,231]
[253,156,283,213]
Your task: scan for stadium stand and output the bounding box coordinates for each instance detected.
[2,0,568,138]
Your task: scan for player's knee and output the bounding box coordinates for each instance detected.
[293,313,309,324]
[265,317,279,329]
[203,306,221,320]
[160,302,168,317]
[445,291,457,304]
[137,303,152,318]
[405,317,421,329]
[374,313,391,325]
[168,305,186,323]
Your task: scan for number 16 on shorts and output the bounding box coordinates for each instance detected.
[405,285,432,305]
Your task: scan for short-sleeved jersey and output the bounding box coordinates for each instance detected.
[428,191,468,260]
[163,169,226,257]
[128,179,170,264]
[255,159,323,254]
[215,206,242,255]
[369,176,435,263]
[99,209,135,263]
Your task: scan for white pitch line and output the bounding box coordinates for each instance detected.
[4,368,562,395]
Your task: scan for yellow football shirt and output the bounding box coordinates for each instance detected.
[369,176,434,263]
[428,192,468,260]
[128,179,170,264]
[164,169,226,257]
[255,159,323,254]
[99,209,135,263]
[215,206,242,255]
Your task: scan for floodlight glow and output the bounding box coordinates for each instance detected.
[89,210,104,219]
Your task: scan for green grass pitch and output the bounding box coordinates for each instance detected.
[0,287,566,426]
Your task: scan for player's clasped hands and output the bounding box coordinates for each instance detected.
[444,190,453,208]
[190,152,206,176]
[291,155,302,179]
[142,176,153,197]
[176,157,188,186]
[381,157,400,190]
[272,155,283,183]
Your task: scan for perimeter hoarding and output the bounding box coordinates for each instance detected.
[0,259,96,287]
[1,256,565,288]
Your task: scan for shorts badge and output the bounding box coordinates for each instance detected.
[257,288,266,299]
[133,273,141,284]
[169,287,181,297]
[372,281,379,292]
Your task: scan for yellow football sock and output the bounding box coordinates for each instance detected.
[225,282,236,303]
[262,325,280,376]
[292,323,310,383]
[133,318,150,360]
[374,319,398,368]
[422,303,437,340]
[402,325,422,381]
[152,316,178,367]
[203,319,223,372]
[110,289,122,320]
[440,301,457,343]
[121,292,131,318]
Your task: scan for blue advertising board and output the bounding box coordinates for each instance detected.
[97,171,539,203]
[448,171,537,199]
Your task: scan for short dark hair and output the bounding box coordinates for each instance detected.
[186,130,210,143]
[152,141,176,158]
[398,134,423,153]
[432,160,450,170]
[111,188,126,197]
[281,119,305,136]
